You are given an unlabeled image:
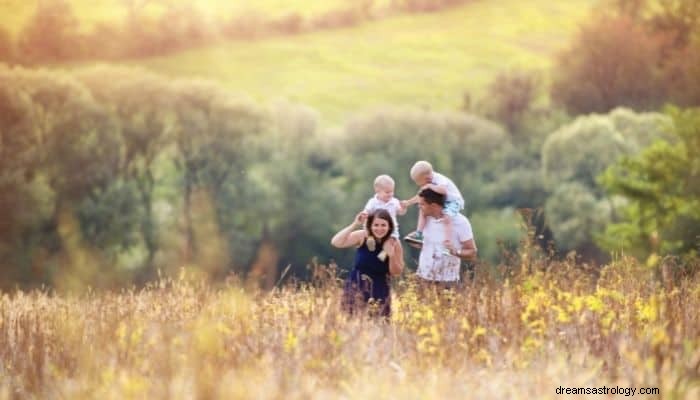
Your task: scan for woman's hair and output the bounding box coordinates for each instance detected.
[365,209,395,245]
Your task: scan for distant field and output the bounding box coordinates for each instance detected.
[2,0,599,125]
[122,0,596,124]
[0,0,374,35]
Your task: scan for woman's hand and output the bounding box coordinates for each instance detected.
[384,238,404,276]
[354,211,368,228]
[382,238,399,256]
[331,211,368,248]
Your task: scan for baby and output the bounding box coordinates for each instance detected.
[364,174,407,258]
[402,161,465,254]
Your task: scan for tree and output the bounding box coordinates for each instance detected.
[0,66,122,286]
[541,108,672,258]
[544,182,612,258]
[170,80,267,273]
[551,14,665,114]
[17,0,82,63]
[74,66,174,270]
[0,27,13,62]
[479,70,541,134]
[599,107,700,259]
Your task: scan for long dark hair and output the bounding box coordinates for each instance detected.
[365,209,395,247]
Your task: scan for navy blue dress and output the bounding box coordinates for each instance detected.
[342,239,391,317]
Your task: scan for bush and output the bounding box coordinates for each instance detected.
[551,15,665,114]
[0,27,13,62]
[480,70,541,134]
[16,0,83,63]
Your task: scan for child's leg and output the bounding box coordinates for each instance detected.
[405,210,425,242]
[443,213,452,248]
[417,209,426,233]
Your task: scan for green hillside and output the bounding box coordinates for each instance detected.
[122,0,597,124]
[2,0,599,125]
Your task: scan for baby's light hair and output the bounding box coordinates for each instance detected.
[373,174,395,190]
[410,160,433,180]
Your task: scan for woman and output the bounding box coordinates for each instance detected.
[331,209,404,317]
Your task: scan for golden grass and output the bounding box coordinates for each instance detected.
[1,256,698,399]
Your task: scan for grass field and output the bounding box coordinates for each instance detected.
[1,257,697,399]
[1,1,598,124]
[0,0,359,35]
[123,0,597,124]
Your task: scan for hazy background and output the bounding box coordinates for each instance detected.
[0,0,698,290]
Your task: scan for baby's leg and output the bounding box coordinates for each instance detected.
[417,209,426,232]
[443,213,453,248]
[404,210,425,243]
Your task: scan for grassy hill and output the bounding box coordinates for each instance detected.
[0,0,355,35]
[122,0,597,124]
[3,0,599,125]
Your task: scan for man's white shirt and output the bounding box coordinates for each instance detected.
[417,213,473,282]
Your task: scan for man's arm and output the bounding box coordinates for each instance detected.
[452,239,477,261]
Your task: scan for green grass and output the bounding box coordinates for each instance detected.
[3,0,598,125]
[123,0,596,125]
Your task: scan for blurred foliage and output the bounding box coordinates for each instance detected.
[1,1,595,124]
[551,0,700,114]
[541,108,672,257]
[0,26,12,62]
[599,107,700,259]
[17,0,82,63]
[477,70,541,135]
[1,0,478,63]
[551,14,665,114]
[1,0,698,287]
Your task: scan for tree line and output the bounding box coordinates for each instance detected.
[0,0,474,64]
[1,64,697,290]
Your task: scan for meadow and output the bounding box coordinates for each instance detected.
[127,0,596,124]
[1,255,698,399]
[1,0,598,123]
[3,3,698,398]
[0,0,360,35]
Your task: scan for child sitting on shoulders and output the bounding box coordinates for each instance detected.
[402,161,465,254]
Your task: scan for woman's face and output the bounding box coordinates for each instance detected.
[370,217,391,239]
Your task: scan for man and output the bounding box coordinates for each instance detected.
[411,188,477,285]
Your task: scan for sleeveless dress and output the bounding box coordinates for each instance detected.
[342,238,391,317]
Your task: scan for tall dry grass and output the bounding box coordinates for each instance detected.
[1,256,698,399]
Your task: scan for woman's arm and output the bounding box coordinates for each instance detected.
[331,211,367,248]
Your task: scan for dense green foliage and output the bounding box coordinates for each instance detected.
[599,107,700,259]
[1,1,698,288]
[541,108,672,257]
[0,65,540,288]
